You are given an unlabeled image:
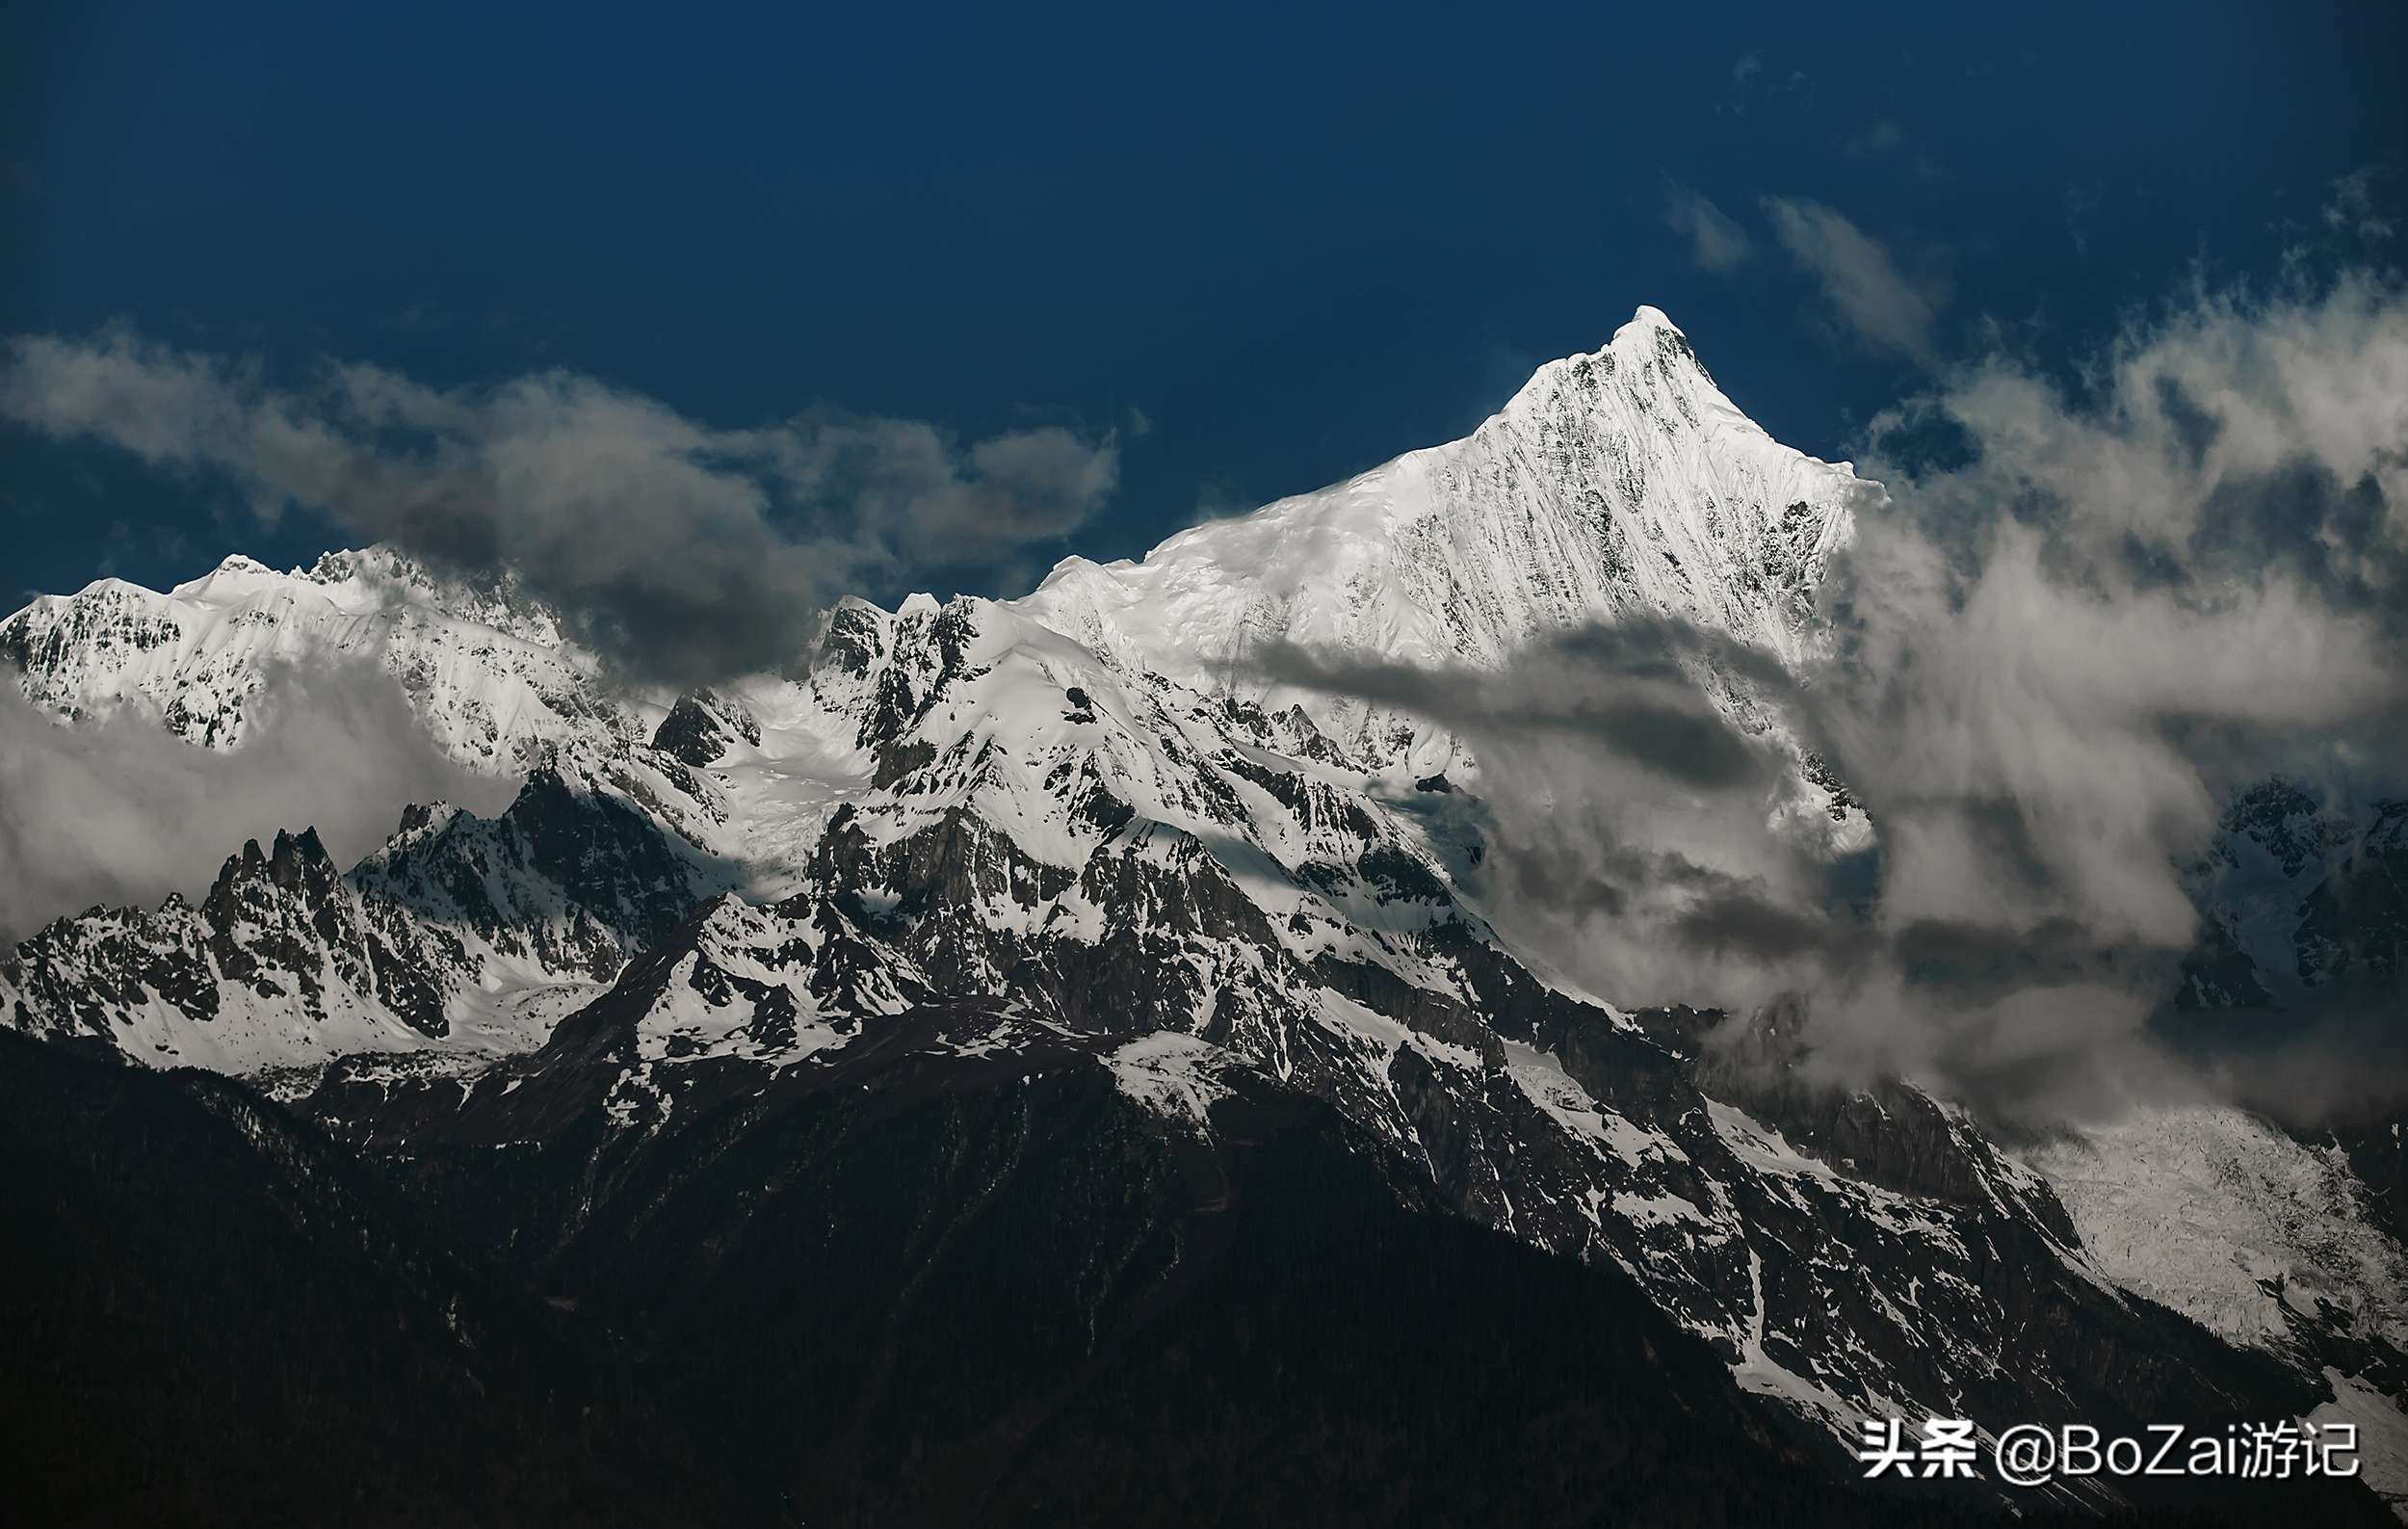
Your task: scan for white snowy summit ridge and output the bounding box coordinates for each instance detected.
[3,545,602,760]
[1020,307,1860,764]
[4,309,1858,778]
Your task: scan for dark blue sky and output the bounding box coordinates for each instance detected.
[5,0,2402,603]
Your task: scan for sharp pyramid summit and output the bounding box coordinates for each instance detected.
[1021,306,1861,764]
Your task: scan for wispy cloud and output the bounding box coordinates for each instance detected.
[1761,197,1948,361]
[1263,270,2408,1124]
[0,657,513,943]
[1662,181,1754,274]
[1188,480,1255,527]
[1720,50,1808,117]
[1839,119,1946,181]
[2323,169,2398,243]
[0,335,1128,687]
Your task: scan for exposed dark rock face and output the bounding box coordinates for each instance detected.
[652,695,730,766]
[2225,778,2360,881]
[363,767,727,957]
[2297,801,2408,988]
[650,688,765,768]
[2175,915,2279,1011]
[5,591,2402,1524]
[821,599,889,676]
[2,769,738,1068]
[2172,780,2406,1009]
[285,786,2402,1524]
[2,826,464,1059]
[295,989,2374,1527]
[1799,751,1862,822]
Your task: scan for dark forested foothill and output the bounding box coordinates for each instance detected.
[6,1025,2391,1527]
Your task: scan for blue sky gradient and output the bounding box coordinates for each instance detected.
[5,0,2402,601]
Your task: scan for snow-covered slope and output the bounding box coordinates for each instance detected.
[4,308,1858,861]
[293,589,2257,1461]
[2021,1099,2408,1510]
[4,548,616,762]
[0,770,735,1076]
[1019,307,1858,766]
[2027,1105,2408,1358]
[5,309,2400,1503]
[9,567,2240,1456]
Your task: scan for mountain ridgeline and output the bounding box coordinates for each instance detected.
[4,310,2401,1525]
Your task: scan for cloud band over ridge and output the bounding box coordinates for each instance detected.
[1264,270,2408,1123]
[0,334,1127,688]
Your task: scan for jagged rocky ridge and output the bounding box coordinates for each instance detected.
[2,768,735,1075]
[4,308,2403,1519]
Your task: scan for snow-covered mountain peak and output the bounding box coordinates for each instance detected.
[1623,302,1682,334]
[1497,303,1699,408]
[1018,310,1861,765]
[4,541,634,765]
[9,316,2405,1493]
[170,552,287,595]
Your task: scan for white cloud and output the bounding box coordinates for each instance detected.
[1785,270,2408,1113]
[2323,169,2398,243]
[1761,197,1948,360]
[1263,270,2408,1122]
[0,658,513,943]
[0,332,1126,686]
[1662,182,1754,274]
